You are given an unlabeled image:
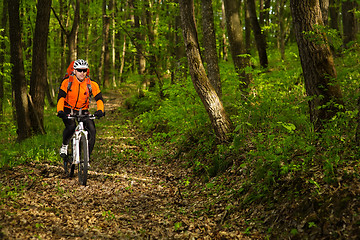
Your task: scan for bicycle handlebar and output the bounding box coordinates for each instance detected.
[66,114,97,121]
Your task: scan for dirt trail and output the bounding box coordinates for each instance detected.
[0,90,256,239]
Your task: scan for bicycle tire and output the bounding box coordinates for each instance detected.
[78,134,89,186]
[64,140,75,178]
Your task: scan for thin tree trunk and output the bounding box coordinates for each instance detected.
[29,0,51,135]
[290,0,343,131]
[102,0,111,88]
[8,0,32,141]
[201,0,222,98]
[247,0,268,68]
[0,0,8,118]
[220,1,228,61]
[223,0,251,89]
[245,1,251,53]
[111,0,116,87]
[145,0,157,90]
[119,35,127,83]
[329,0,339,31]
[276,0,286,60]
[179,0,232,142]
[67,0,79,63]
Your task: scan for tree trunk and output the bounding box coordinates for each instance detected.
[67,0,80,63]
[342,0,357,47]
[245,1,251,53]
[259,0,270,27]
[119,35,127,83]
[111,0,116,87]
[290,0,343,131]
[220,1,228,61]
[129,0,146,96]
[0,0,8,119]
[319,0,329,26]
[276,0,286,60]
[329,0,339,31]
[102,0,111,88]
[8,0,32,141]
[223,0,251,89]
[145,0,157,90]
[179,0,232,142]
[29,0,51,135]
[201,0,222,98]
[247,0,268,68]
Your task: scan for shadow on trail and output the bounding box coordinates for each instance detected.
[0,90,255,239]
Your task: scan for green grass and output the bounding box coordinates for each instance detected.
[0,106,62,168]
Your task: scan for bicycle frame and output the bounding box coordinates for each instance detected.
[64,109,96,186]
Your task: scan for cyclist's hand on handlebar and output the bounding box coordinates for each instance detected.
[57,111,67,119]
[94,110,104,119]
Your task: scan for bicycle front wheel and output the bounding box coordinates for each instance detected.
[64,139,75,178]
[78,134,89,186]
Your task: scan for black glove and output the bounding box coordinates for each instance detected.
[94,110,104,119]
[57,111,67,119]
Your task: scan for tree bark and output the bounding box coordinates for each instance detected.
[145,0,157,90]
[223,0,251,89]
[201,0,222,98]
[0,0,8,118]
[247,0,268,68]
[319,0,329,26]
[179,0,232,142]
[259,0,270,27]
[111,0,116,87]
[67,0,80,63]
[102,0,111,88]
[329,0,339,31]
[342,0,357,47]
[29,0,51,135]
[290,0,343,131]
[8,0,32,141]
[220,1,228,61]
[276,0,286,60]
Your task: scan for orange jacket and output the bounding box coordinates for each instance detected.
[57,75,104,112]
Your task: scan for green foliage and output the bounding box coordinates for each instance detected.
[0,109,62,168]
[135,78,209,146]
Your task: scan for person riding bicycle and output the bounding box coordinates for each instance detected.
[57,59,105,159]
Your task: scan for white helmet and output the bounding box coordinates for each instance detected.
[73,59,89,69]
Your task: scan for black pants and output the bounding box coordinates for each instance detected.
[62,109,96,155]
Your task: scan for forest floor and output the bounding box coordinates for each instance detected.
[0,90,262,240]
[2,89,360,239]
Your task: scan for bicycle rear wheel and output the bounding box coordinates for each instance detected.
[78,134,89,186]
[64,140,75,178]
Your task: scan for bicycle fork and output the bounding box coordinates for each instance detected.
[72,122,88,165]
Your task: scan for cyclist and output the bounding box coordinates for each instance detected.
[56,59,105,159]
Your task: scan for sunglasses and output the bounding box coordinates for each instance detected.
[76,69,87,73]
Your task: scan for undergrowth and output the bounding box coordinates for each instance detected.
[131,44,360,200]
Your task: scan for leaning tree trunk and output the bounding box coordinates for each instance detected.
[29,0,51,135]
[201,0,222,98]
[8,0,32,141]
[179,0,232,142]
[290,0,343,132]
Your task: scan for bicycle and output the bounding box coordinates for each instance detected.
[63,110,96,186]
